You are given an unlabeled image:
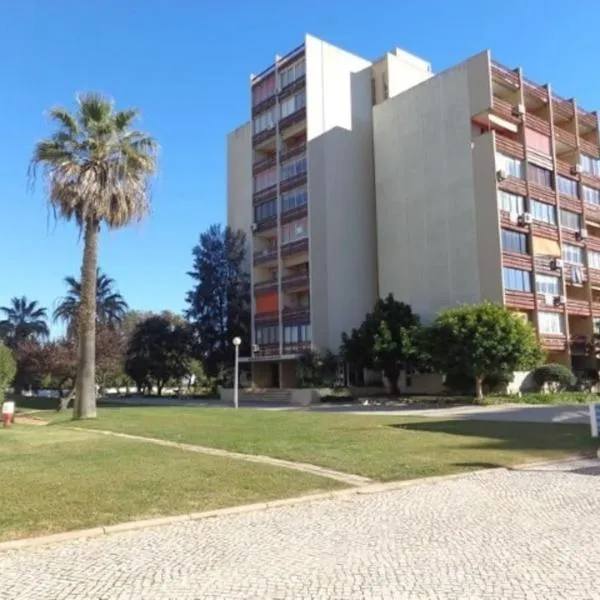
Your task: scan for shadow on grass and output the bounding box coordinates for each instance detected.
[390,419,596,454]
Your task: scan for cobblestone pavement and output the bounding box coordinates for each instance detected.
[2,459,599,600]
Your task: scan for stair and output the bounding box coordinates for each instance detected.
[240,389,291,403]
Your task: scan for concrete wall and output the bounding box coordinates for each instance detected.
[374,57,498,321]
[227,123,253,239]
[305,34,378,350]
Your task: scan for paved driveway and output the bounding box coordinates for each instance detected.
[2,459,599,599]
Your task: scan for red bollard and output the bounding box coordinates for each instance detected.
[2,400,15,428]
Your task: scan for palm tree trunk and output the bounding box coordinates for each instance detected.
[74,219,99,419]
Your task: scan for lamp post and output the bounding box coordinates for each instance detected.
[232,337,241,409]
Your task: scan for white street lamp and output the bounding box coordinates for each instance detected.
[232,337,242,409]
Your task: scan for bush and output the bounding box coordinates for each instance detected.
[532,363,576,392]
[0,343,17,402]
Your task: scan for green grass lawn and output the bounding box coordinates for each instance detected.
[59,407,597,481]
[0,424,341,542]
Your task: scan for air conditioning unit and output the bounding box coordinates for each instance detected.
[551,258,564,270]
[251,223,258,232]
[571,164,583,175]
[512,103,525,117]
[518,212,533,225]
[252,344,260,353]
[554,295,566,306]
[496,169,508,181]
[577,228,589,240]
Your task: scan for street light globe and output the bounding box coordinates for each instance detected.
[232,336,242,347]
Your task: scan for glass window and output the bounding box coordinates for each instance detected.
[498,191,525,214]
[279,58,305,89]
[557,175,578,197]
[254,199,277,222]
[535,274,561,295]
[562,243,583,264]
[589,250,600,270]
[559,209,581,230]
[255,325,279,345]
[538,312,565,335]
[253,167,276,192]
[283,324,311,344]
[530,199,557,225]
[280,90,306,119]
[281,156,307,181]
[501,229,528,254]
[253,108,276,135]
[282,217,308,244]
[496,153,524,178]
[528,163,553,188]
[503,267,531,292]
[252,76,276,106]
[580,154,600,177]
[583,185,600,207]
[281,188,308,212]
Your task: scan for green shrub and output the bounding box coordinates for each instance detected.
[532,363,576,392]
[0,342,17,402]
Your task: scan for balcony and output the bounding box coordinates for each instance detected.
[253,184,277,204]
[252,154,276,175]
[279,74,306,100]
[253,216,277,233]
[504,290,535,310]
[281,238,309,258]
[528,182,556,205]
[252,343,280,358]
[498,176,527,196]
[570,335,590,356]
[502,251,532,271]
[578,108,598,133]
[281,203,308,224]
[522,76,549,104]
[281,271,309,292]
[279,106,306,134]
[282,305,310,323]
[526,113,551,137]
[540,334,567,351]
[589,268,600,287]
[254,310,279,325]
[254,278,278,295]
[253,247,278,266]
[496,135,525,159]
[280,142,306,163]
[566,298,591,317]
[283,341,311,355]
[491,61,519,90]
[252,127,276,148]
[552,96,575,124]
[580,138,600,158]
[554,126,577,149]
[252,94,277,118]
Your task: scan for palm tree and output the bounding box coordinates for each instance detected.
[54,269,129,335]
[30,93,157,419]
[0,296,49,345]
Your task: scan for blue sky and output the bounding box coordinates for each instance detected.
[0,0,596,333]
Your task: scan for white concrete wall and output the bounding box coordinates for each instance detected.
[373,56,498,322]
[305,34,378,351]
[386,49,432,98]
[227,122,253,244]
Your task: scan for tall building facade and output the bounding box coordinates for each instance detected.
[227,35,431,387]
[228,35,600,387]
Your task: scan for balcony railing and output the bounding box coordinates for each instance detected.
[491,61,519,88]
[540,334,567,351]
[282,306,310,322]
[253,184,277,203]
[552,97,575,122]
[283,341,311,355]
[566,298,591,316]
[281,237,309,257]
[252,127,276,147]
[578,108,597,131]
[528,182,556,205]
[280,106,306,132]
[522,77,548,103]
[526,113,551,136]
[492,97,521,123]
[254,310,279,324]
[281,272,309,290]
[280,142,306,162]
[253,248,278,265]
[496,135,525,159]
[254,279,278,294]
[252,155,276,174]
[504,290,535,310]
[555,127,577,148]
[580,138,600,158]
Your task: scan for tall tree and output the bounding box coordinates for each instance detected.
[125,314,192,396]
[186,224,250,377]
[340,295,421,395]
[423,302,544,399]
[0,297,49,346]
[54,269,128,335]
[30,93,157,419]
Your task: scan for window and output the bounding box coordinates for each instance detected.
[589,250,600,270]
[253,167,276,192]
[255,325,279,345]
[530,199,557,225]
[580,154,600,177]
[562,243,583,265]
[528,163,553,188]
[498,191,525,214]
[254,199,277,222]
[279,58,305,89]
[538,312,565,335]
[280,90,306,119]
[253,108,276,135]
[583,185,600,207]
[371,78,376,105]
[252,76,276,106]
[281,188,308,212]
[503,267,531,292]
[282,217,308,244]
[501,229,528,254]
[281,156,307,181]
[525,128,550,155]
[496,153,524,178]
[284,324,311,343]
[535,274,561,295]
[559,209,581,230]
[557,175,578,198]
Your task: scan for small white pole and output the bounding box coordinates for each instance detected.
[590,403,599,438]
[233,337,241,409]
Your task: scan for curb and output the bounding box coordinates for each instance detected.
[1,453,595,553]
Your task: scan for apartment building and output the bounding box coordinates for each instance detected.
[227,34,431,387]
[374,52,600,370]
[229,34,600,387]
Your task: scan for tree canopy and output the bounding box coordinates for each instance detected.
[0,342,16,401]
[185,224,250,377]
[424,302,544,398]
[0,297,49,347]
